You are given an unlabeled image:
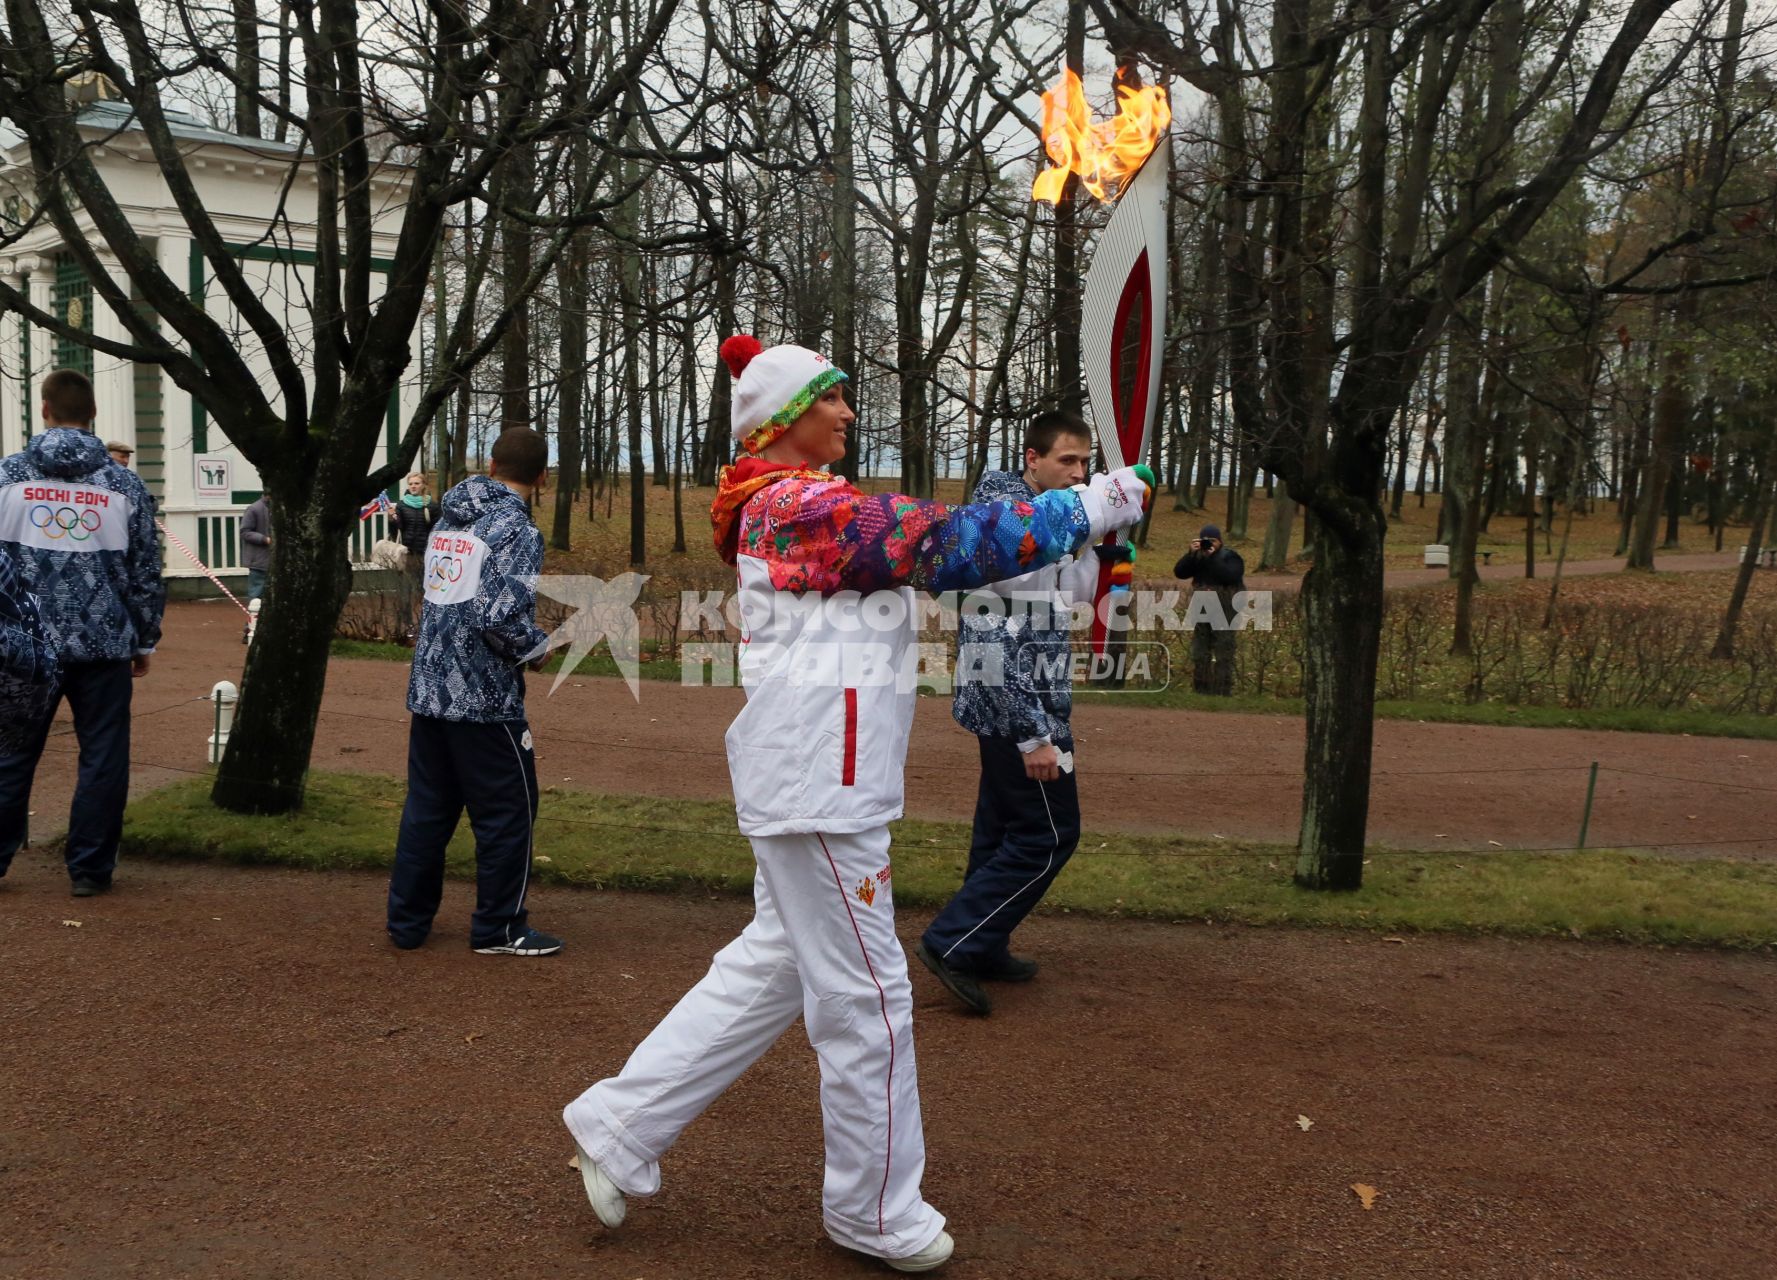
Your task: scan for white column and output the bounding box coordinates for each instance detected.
[25,258,53,418]
[0,268,20,455]
[88,251,130,447]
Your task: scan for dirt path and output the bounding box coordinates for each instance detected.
[2,857,1772,1279]
[14,598,1777,860]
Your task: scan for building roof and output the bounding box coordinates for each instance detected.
[77,98,303,154]
[0,98,301,159]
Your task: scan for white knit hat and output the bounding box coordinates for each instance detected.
[720,335,848,455]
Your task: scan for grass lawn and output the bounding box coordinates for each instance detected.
[122,771,1777,949]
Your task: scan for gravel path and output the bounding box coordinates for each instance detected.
[4,856,1773,1279]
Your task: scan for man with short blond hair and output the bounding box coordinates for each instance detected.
[0,369,163,896]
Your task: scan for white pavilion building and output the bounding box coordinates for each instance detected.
[0,92,418,589]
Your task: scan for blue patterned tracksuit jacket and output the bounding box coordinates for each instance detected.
[0,429,164,663]
[951,470,1082,747]
[406,475,548,723]
[0,547,59,752]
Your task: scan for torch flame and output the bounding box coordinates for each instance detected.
[1032,68,1171,205]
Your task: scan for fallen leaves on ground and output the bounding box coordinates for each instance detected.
[1296,1116,1313,1131]
[1352,1183,1379,1210]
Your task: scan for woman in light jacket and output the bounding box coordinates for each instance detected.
[388,473,440,637]
[561,336,1151,1273]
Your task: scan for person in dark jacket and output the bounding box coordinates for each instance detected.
[240,495,272,602]
[0,370,164,895]
[389,472,440,638]
[387,430,560,956]
[1173,523,1244,695]
[918,410,1102,1016]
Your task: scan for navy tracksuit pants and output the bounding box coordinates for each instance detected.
[0,659,132,885]
[387,714,539,950]
[922,734,1082,972]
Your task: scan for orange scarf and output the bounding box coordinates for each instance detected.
[710,457,829,565]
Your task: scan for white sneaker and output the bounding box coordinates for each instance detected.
[573,1142,626,1228]
[885,1230,954,1273]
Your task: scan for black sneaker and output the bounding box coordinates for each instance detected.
[974,953,1039,983]
[70,877,111,898]
[915,940,991,1016]
[473,927,563,956]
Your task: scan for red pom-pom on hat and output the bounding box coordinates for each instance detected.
[720,335,763,378]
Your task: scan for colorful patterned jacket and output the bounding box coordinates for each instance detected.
[406,475,549,723]
[0,545,59,752]
[0,428,164,663]
[712,459,1092,836]
[950,470,1098,747]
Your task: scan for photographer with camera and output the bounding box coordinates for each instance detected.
[1173,523,1244,696]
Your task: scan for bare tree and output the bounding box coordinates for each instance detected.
[0,0,686,811]
[1098,0,1722,887]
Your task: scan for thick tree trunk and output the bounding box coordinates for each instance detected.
[211,493,353,812]
[1295,501,1385,889]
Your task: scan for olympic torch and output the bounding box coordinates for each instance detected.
[1033,67,1171,669]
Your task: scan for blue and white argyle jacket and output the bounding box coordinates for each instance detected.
[0,545,59,751]
[0,428,164,663]
[406,475,548,723]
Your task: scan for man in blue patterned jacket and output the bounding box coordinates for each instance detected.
[0,370,164,896]
[0,546,59,757]
[386,427,562,956]
[917,410,1104,1015]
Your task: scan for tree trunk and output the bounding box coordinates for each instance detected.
[1295,501,1385,889]
[831,3,860,481]
[1259,476,1296,569]
[551,235,587,550]
[1713,433,1775,658]
[500,146,534,434]
[699,250,737,486]
[232,0,262,138]
[1522,428,1537,578]
[211,492,353,812]
[1051,0,1086,415]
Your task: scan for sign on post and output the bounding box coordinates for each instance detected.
[195,457,231,499]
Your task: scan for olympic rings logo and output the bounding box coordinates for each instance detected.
[29,504,103,541]
[427,555,466,591]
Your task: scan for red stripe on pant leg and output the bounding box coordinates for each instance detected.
[842,688,858,787]
[816,832,892,1238]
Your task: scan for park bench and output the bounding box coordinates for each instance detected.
[1424,544,1449,568]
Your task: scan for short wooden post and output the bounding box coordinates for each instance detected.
[1576,761,1599,850]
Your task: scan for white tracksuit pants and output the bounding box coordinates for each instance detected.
[562,825,946,1260]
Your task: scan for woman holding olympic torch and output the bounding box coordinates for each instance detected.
[562,336,1152,1272]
